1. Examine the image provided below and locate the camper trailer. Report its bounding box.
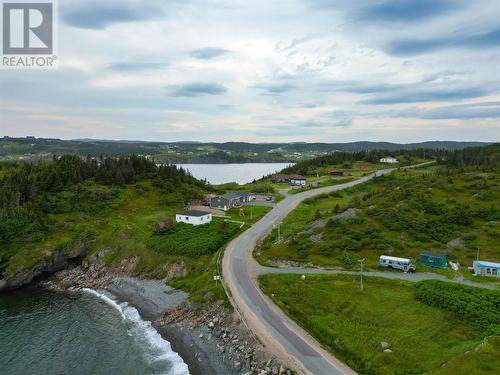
[379,255,416,273]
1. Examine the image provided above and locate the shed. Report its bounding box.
[158,219,174,229]
[420,251,447,268]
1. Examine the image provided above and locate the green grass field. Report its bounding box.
[259,274,500,375]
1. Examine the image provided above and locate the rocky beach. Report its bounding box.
[43,260,292,375]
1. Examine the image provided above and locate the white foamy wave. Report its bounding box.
[78,288,190,375]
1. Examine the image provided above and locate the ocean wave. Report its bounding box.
[77,288,190,375]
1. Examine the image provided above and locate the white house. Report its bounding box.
[175,210,212,226]
[289,175,307,186]
[473,260,500,277]
[380,157,398,164]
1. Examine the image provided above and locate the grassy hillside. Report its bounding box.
[256,145,500,279]
[260,274,500,375]
[0,155,270,301]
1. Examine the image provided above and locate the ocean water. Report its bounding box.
[0,287,189,375]
[176,163,293,184]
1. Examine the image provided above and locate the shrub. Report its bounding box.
[414,280,500,335]
[147,221,239,257]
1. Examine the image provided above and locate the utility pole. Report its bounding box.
[477,247,480,261]
[358,258,365,291]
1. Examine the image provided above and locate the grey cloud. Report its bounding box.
[361,87,491,105]
[393,103,500,120]
[323,79,494,105]
[166,82,227,97]
[386,26,500,56]
[107,62,168,71]
[61,0,164,29]
[358,0,458,23]
[307,0,458,23]
[189,48,230,59]
[253,82,296,95]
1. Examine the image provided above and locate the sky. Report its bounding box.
[1,0,500,143]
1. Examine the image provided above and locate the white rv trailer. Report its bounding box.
[379,255,416,272]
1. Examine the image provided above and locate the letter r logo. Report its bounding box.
[2,2,53,54]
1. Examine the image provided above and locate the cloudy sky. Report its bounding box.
[1,0,500,143]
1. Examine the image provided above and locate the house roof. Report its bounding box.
[289,175,306,180]
[474,260,500,269]
[222,191,251,200]
[178,210,211,217]
[421,250,446,259]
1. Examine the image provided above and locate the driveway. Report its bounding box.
[257,265,498,290]
[243,201,276,207]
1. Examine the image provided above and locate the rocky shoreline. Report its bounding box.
[42,261,293,375]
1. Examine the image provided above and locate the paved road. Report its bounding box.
[223,163,435,375]
[257,265,499,290]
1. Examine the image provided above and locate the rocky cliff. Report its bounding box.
[0,239,90,291]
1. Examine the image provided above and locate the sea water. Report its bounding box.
[0,287,189,375]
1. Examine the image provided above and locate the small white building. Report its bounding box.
[175,210,212,226]
[380,157,398,164]
[290,175,307,186]
[473,260,500,277]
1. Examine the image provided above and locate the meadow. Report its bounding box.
[259,274,500,375]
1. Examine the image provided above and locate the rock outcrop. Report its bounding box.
[0,240,91,291]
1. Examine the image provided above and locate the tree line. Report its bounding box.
[0,155,207,250]
[281,148,449,175]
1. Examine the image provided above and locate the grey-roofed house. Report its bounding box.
[210,192,255,211]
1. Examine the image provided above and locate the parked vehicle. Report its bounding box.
[379,255,416,273]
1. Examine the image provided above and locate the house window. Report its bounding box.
[492,269,498,276]
[185,216,189,221]
[486,268,491,274]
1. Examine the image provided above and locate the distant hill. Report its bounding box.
[0,136,489,163]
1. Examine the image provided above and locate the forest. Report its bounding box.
[0,155,208,273]
[281,148,445,175]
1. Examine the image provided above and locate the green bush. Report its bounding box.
[147,221,239,257]
[414,280,500,335]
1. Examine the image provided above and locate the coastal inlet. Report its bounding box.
[0,285,189,375]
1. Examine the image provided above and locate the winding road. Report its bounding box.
[222,162,435,375]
